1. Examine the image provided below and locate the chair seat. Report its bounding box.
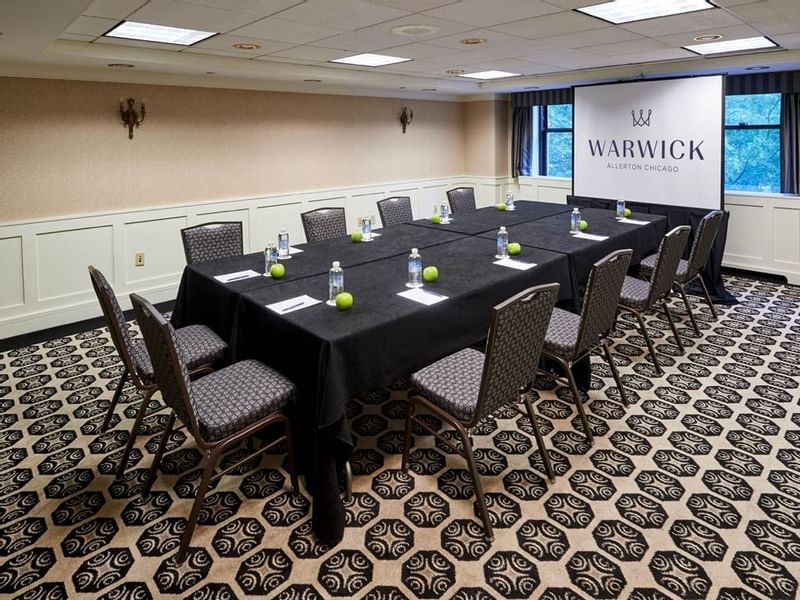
[410,348,484,422]
[544,308,581,356]
[620,276,652,310]
[639,254,689,281]
[191,359,296,442]
[132,325,227,384]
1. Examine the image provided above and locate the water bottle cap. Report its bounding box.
[332,261,340,268]
[411,248,418,253]
[500,226,506,232]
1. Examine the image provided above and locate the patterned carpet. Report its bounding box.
[1,275,799,599]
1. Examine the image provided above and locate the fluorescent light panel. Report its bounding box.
[459,70,521,80]
[577,0,714,24]
[105,21,216,46]
[683,35,777,55]
[330,53,411,66]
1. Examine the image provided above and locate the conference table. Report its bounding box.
[171,201,666,545]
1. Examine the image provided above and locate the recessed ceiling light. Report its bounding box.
[104,21,216,46]
[304,79,322,82]
[107,63,135,69]
[391,24,440,37]
[330,53,411,66]
[459,70,521,80]
[693,33,723,42]
[446,68,465,75]
[745,65,769,70]
[460,37,487,45]
[683,36,778,55]
[233,42,261,50]
[577,0,714,24]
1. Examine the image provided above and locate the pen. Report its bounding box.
[281,301,305,313]
[226,274,251,282]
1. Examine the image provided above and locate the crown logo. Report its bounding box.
[632,108,652,127]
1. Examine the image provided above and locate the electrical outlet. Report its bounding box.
[135,252,145,267]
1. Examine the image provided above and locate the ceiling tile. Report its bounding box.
[618,8,743,37]
[424,28,530,50]
[730,1,800,35]
[490,11,607,39]
[58,33,98,42]
[231,16,344,43]
[422,0,562,28]
[275,0,410,30]
[585,38,673,56]
[65,15,117,36]
[714,0,769,6]
[366,0,459,9]
[174,0,304,17]
[772,31,800,48]
[84,0,147,20]
[268,44,348,61]
[129,0,260,32]
[191,33,292,54]
[540,26,643,48]
[378,59,448,72]
[611,48,696,63]
[656,23,763,47]
[309,29,404,52]
[356,14,474,40]
[94,36,183,50]
[541,0,605,8]
[379,42,463,61]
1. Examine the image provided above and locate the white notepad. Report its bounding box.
[573,232,609,241]
[266,295,321,315]
[214,270,261,283]
[397,287,449,306]
[288,246,304,255]
[493,257,537,270]
[617,218,650,225]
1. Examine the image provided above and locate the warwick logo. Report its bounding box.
[631,108,652,127]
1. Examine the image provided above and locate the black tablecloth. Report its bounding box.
[568,195,735,304]
[409,200,572,235]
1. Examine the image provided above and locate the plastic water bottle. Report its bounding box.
[440,201,450,223]
[616,199,626,220]
[327,261,344,305]
[505,192,515,211]
[570,207,581,235]
[264,243,278,275]
[361,216,372,241]
[407,248,423,288]
[496,226,509,259]
[278,229,290,258]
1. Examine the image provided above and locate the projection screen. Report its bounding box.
[573,75,724,210]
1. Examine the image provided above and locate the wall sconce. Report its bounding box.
[120,97,145,139]
[400,106,413,134]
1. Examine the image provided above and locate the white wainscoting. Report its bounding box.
[0,175,505,338]
[518,176,800,286]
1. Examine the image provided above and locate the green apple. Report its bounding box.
[431,214,441,224]
[624,208,632,218]
[508,242,522,256]
[351,231,363,243]
[335,292,353,311]
[422,266,439,282]
[269,263,286,279]
[496,203,507,211]
[579,219,588,232]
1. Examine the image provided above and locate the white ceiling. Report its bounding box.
[2,0,800,100]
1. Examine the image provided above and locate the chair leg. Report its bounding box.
[633,310,662,376]
[602,340,629,407]
[281,417,300,494]
[144,411,175,496]
[662,300,685,354]
[401,398,416,473]
[522,393,554,482]
[677,284,700,335]
[456,423,493,541]
[116,388,155,478]
[177,449,218,563]
[101,366,128,433]
[697,274,718,319]
[344,461,353,503]
[563,365,593,445]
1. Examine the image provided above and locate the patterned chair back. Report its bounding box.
[181,222,243,265]
[446,187,477,214]
[685,210,724,281]
[88,266,147,388]
[575,249,633,357]
[130,293,199,437]
[301,207,347,243]
[471,283,559,426]
[648,226,692,305]
[377,196,413,227]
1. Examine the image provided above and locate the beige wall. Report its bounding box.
[463,100,511,178]
[0,77,467,222]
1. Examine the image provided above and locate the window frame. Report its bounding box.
[537,104,573,178]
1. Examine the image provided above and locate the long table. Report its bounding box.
[171,201,666,545]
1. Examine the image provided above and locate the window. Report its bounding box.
[724,93,781,193]
[532,104,573,178]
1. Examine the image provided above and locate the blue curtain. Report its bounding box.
[512,107,532,177]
